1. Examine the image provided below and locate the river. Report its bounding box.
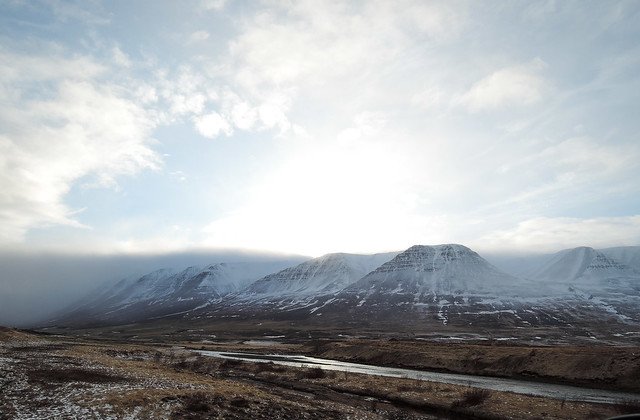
[196,350,640,405]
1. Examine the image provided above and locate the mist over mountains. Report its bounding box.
[0,250,307,327]
[44,244,640,332]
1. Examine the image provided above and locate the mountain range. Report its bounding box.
[50,244,640,332]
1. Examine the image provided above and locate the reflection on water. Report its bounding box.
[197,350,640,404]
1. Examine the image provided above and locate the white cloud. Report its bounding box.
[111,46,131,67]
[227,1,464,92]
[230,101,258,130]
[46,0,110,25]
[411,86,445,109]
[0,50,160,244]
[194,111,232,138]
[201,0,226,11]
[155,67,212,119]
[479,216,640,253]
[336,112,387,144]
[487,136,640,211]
[460,58,549,111]
[188,30,210,44]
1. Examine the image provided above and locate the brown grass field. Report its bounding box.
[2,326,640,419]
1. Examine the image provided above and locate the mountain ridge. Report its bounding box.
[47,244,640,330]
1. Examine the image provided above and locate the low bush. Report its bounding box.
[296,367,326,379]
[253,361,285,373]
[451,388,492,408]
[27,368,126,385]
[219,358,244,370]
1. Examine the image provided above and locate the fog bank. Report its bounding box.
[0,249,307,327]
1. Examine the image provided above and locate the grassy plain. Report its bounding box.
[1,326,639,419]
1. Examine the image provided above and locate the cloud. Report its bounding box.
[227,1,464,92]
[479,216,640,253]
[111,46,131,67]
[45,0,110,25]
[188,30,210,44]
[194,111,232,138]
[201,0,226,11]
[487,136,640,211]
[0,49,160,243]
[460,58,549,111]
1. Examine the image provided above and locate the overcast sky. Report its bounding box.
[1,0,639,258]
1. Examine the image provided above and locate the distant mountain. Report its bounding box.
[302,244,539,326]
[343,244,527,298]
[601,246,640,272]
[246,252,398,297]
[297,244,640,329]
[48,244,640,333]
[530,246,640,296]
[52,260,302,326]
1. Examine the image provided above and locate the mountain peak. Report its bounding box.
[246,251,398,296]
[532,246,635,283]
[346,244,520,297]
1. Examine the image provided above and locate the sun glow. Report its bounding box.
[204,135,441,256]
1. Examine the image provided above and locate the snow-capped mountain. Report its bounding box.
[296,244,640,329]
[53,260,300,326]
[530,246,640,295]
[297,244,539,326]
[601,246,640,272]
[343,244,528,298]
[48,244,640,332]
[245,252,398,297]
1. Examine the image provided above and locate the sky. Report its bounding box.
[1,0,640,259]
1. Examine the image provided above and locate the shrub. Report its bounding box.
[181,392,210,413]
[27,368,126,385]
[219,358,244,370]
[296,366,326,379]
[451,388,492,408]
[253,361,285,373]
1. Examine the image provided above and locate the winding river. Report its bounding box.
[197,350,640,405]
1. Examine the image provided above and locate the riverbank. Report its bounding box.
[195,350,640,404]
[182,336,640,394]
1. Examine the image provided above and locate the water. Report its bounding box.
[197,350,640,405]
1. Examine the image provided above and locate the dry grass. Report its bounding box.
[1,330,635,419]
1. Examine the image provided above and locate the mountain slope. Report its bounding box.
[344,244,528,297]
[53,260,301,326]
[530,246,640,295]
[600,246,640,272]
[303,244,640,329]
[245,252,398,297]
[49,244,640,333]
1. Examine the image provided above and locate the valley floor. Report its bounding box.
[1,327,640,419]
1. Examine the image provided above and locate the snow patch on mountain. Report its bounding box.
[530,246,640,295]
[344,244,529,297]
[246,252,398,296]
[601,246,640,272]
